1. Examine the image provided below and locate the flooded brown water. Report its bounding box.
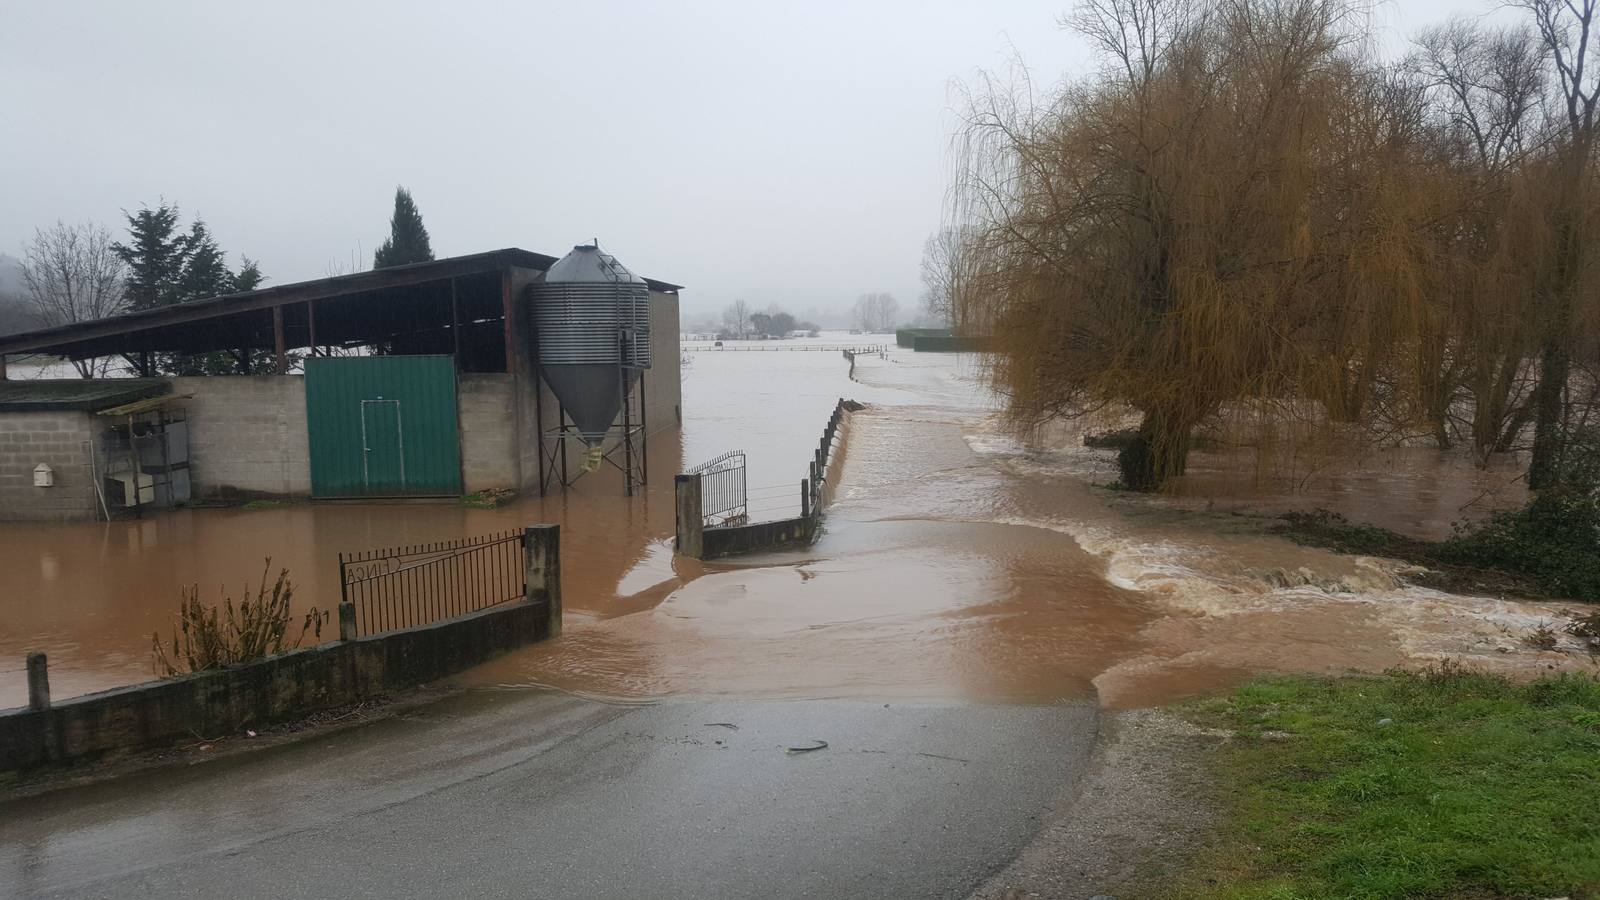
[2,343,1594,710]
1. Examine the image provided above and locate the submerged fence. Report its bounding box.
[339,530,526,635]
[674,398,859,559]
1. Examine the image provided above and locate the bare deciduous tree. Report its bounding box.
[853,293,899,332]
[722,299,752,340]
[20,221,128,377]
[921,230,975,329]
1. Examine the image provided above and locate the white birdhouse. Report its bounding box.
[33,463,54,488]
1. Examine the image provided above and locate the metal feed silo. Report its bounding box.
[529,244,652,445]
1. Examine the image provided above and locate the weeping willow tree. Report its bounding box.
[951,0,1600,492]
[952,0,1437,489]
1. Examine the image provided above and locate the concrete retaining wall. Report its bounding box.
[0,600,550,772]
[1,524,562,773]
[169,376,311,498]
[702,516,816,557]
[0,410,99,521]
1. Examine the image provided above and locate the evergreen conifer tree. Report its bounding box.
[373,187,434,269]
[177,220,232,300]
[112,202,189,310]
[112,204,274,374]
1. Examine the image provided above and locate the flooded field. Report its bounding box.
[2,341,1594,710]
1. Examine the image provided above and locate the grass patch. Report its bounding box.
[1163,666,1600,899]
[241,499,293,511]
[459,488,516,509]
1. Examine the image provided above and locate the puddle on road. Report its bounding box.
[3,345,1593,710]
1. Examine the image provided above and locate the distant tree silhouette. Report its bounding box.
[373,187,434,269]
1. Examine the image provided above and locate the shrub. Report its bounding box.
[151,559,326,676]
[1437,489,1600,602]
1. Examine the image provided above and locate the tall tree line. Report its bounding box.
[113,202,267,375]
[949,0,1600,493]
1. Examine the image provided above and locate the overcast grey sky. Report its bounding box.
[1,0,1511,321]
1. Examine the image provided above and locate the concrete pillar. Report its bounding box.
[524,524,563,636]
[26,652,49,711]
[338,601,358,642]
[674,474,704,559]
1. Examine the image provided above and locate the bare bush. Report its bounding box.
[151,560,326,676]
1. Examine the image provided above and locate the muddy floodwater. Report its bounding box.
[2,340,1594,710]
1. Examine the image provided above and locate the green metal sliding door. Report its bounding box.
[304,356,462,497]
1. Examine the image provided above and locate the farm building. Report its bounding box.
[0,246,681,521]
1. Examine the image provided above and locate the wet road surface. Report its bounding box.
[1,690,1096,899]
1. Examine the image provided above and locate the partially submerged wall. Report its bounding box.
[702,515,815,558]
[678,399,856,560]
[458,374,519,492]
[0,599,552,772]
[169,375,311,498]
[0,410,99,521]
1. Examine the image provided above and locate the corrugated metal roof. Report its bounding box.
[0,248,683,358]
[0,379,169,412]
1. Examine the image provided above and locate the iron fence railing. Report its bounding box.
[338,530,524,636]
[688,450,747,526]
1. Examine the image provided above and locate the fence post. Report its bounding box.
[800,478,811,520]
[675,473,704,558]
[338,601,358,642]
[26,652,49,711]
[524,524,563,637]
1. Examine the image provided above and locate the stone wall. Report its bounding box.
[169,376,310,498]
[0,410,99,521]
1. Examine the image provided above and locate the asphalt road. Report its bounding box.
[0,690,1097,899]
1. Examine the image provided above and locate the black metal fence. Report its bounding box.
[339,530,525,636]
[688,450,747,526]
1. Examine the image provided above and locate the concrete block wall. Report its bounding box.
[458,374,518,492]
[0,410,99,521]
[169,376,311,498]
[644,290,683,433]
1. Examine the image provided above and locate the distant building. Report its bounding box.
[0,248,681,521]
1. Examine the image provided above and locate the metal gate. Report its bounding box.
[339,530,524,635]
[305,356,463,497]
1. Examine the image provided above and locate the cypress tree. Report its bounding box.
[373,187,434,269]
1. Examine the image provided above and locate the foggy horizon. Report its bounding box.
[3,0,1504,321]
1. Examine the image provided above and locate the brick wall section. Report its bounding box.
[168,376,311,498]
[457,374,517,492]
[0,410,99,521]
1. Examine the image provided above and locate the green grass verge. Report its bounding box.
[1165,667,1600,899]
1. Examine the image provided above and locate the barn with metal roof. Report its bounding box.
[0,247,682,520]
